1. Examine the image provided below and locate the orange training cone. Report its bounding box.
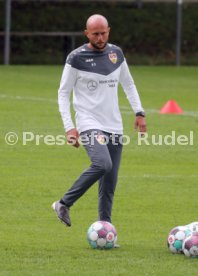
[160,100,183,114]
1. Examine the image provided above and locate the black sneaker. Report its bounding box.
[52,201,71,227]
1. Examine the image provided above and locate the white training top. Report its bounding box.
[58,43,144,134]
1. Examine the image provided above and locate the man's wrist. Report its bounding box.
[136,111,145,117]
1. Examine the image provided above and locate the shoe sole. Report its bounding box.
[51,202,71,227]
[52,202,56,210]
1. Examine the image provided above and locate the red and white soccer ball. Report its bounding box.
[182,231,198,258]
[87,221,117,249]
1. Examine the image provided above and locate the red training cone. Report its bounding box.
[160,100,183,114]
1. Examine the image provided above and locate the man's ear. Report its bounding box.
[84,30,88,37]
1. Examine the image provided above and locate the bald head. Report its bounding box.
[85,14,110,51]
[86,14,109,30]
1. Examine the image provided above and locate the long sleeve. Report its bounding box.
[119,60,144,114]
[58,63,77,132]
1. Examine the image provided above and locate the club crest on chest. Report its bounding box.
[108,53,117,64]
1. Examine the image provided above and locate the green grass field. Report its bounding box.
[0,66,198,275]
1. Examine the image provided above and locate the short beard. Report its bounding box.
[90,42,107,50]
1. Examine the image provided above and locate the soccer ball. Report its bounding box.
[187,222,198,232]
[87,221,117,249]
[183,231,198,257]
[167,225,192,253]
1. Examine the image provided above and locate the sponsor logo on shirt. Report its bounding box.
[99,79,118,88]
[87,80,98,91]
[109,53,117,64]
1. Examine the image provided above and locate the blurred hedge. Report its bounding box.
[0,1,198,65]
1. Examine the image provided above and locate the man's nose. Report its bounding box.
[98,34,103,41]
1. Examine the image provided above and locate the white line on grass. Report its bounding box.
[1,93,198,117]
[120,106,198,117]
[0,93,56,103]
[119,174,198,178]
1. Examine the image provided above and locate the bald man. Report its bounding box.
[52,15,146,232]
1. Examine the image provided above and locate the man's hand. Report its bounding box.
[66,128,80,148]
[134,116,147,134]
